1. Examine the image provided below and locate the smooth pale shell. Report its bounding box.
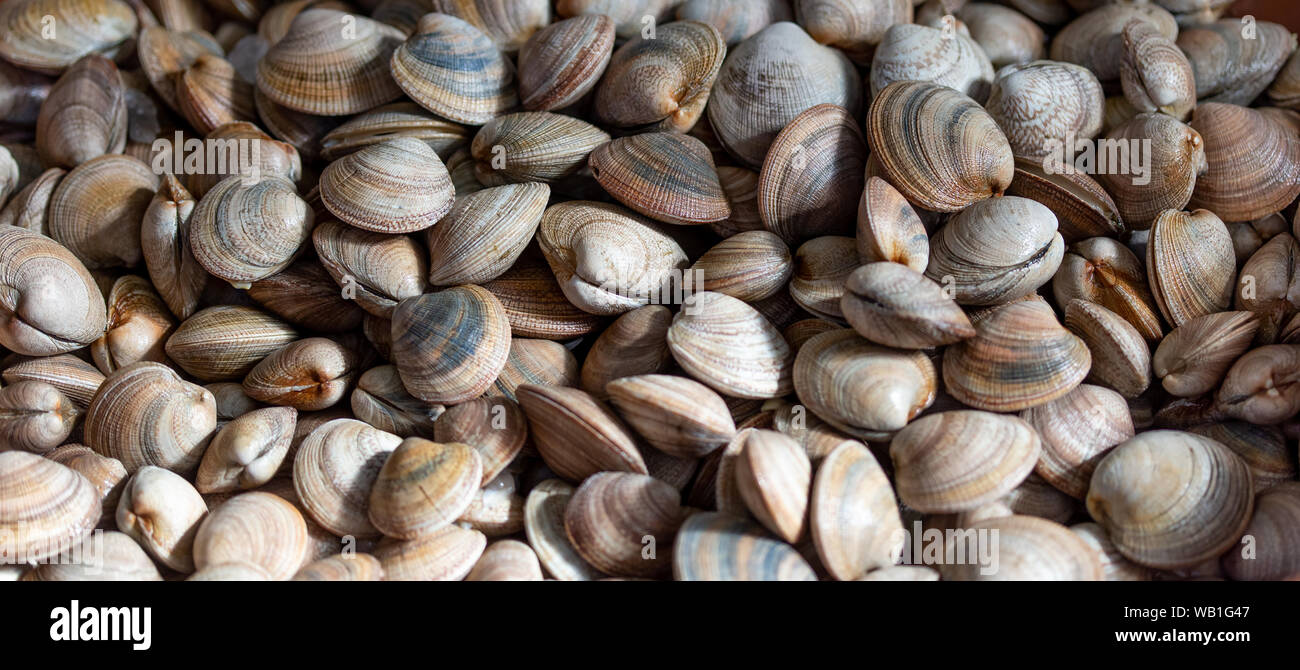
[115,465,207,572]
[939,515,1103,581]
[524,478,605,580]
[924,196,1064,306]
[193,491,310,580]
[374,524,486,581]
[466,539,544,581]
[890,410,1041,513]
[810,441,903,580]
[667,291,794,399]
[733,430,810,543]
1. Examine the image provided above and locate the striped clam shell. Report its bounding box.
[84,361,218,474]
[390,12,519,125]
[589,132,730,225]
[0,0,138,75]
[518,15,615,111]
[0,452,101,564]
[319,137,454,234]
[426,182,550,286]
[0,225,107,356]
[190,175,314,287]
[390,285,512,404]
[758,103,865,242]
[48,154,159,269]
[593,20,726,133]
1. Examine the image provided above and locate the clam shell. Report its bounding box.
[797,0,910,63]
[187,561,274,581]
[253,87,342,162]
[433,396,526,484]
[809,440,903,580]
[842,262,974,349]
[518,15,614,111]
[870,22,994,102]
[1020,384,1134,499]
[2,354,104,408]
[141,174,206,320]
[1221,482,1300,581]
[563,471,683,577]
[318,137,453,234]
[676,0,791,46]
[1049,3,1178,83]
[368,438,482,540]
[1236,232,1300,343]
[590,132,730,225]
[891,410,1040,513]
[606,374,735,459]
[0,380,79,454]
[427,0,551,54]
[985,61,1103,160]
[470,111,609,186]
[788,235,858,321]
[1064,299,1150,398]
[390,285,512,404]
[185,121,304,198]
[466,539,544,581]
[256,9,404,116]
[27,530,162,581]
[707,21,861,168]
[0,451,100,564]
[165,305,299,381]
[581,305,674,398]
[1120,18,1195,121]
[856,176,929,272]
[1189,103,1300,223]
[1005,156,1123,242]
[247,259,366,333]
[176,53,256,135]
[925,196,1064,306]
[189,175,314,288]
[1179,18,1295,106]
[292,553,385,581]
[556,0,675,40]
[1187,422,1296,493]
[490,337,579,401]
[757,104,866,242]
[48,154,159,269]
[667,291,794,399]
[426,183,549,286]
[312,219,427,317]
[115,465,207,571]
[35,54,127,168]
[1070,521,1152,581]
[0,0,138,75]
[691,231,791,303]
[515,384,648,482]
[90,275,176,374]
[709,166,764,238]
[942,297,1091,412]
[672,511,817,581]
[195,406,296,493]
[456,482,525,538]
[84,361,217,474]
[593,20,726,133]
[0,227,107,356]
[523,478,605,580]
[1099,113,1205,229]
[374,523,486,580]
[1153,311,1258,397]
[46,444,125,520]
[1146,209,1236,328]
[482,257,603,340]
[137,26,223,112]
[320,102,469,162]
[242,337,356,410]
[1053,236,1164,342]
[867,80,1013,212]
[351,364,444,438]
[939,515,1102,580]
[193,491,310,579]
[0,166,65,234]
[1216,345,1300,425]
[390,12,518,125]
[292,418,402,537]
[1086,430,1253,569]
[731,429,810,543]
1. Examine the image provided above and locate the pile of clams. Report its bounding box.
[2,0,1300,582]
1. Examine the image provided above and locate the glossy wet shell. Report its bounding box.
[189,175,314,287]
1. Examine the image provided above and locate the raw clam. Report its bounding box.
[589,132,730,225]
[0,380,79,454]
[890,410,1041,513]
[189,175,314,288]
[0,451,100,563]
[195,406,297,493]
[390,12,518,125]
[48,154,158,269]
[312,218,427,317]
[869,22,994,102]
[318,137,453,234]
[292,418,402,537]
[35,54,127,168]
[165,305,299,381]
[925,196,1063,306]
[842,262,974,349]
[351,365,444,438]
[1020,383,1134,499]
[425,183,549,286]
[757,104,865,242]
[1146,209,1235,328]
[517,15,614,111]
[115,465,207,571]
[1153,311,1258,397]
[368,438,482,540]
[564,471,683,577]
[1063,300,1150,398]
[667,291,794,399]
[516,384,647,482]
[84,361,217,474]
[856,176,928,271]
[390,285,512,404]
[606,374,735,460]
[193,491,310,580]
[592,20,725,133]
[433,396,526,484]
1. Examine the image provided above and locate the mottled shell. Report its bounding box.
[1099,113,1206,229]
[390,285,512,404]
[1020,384,1134,499]
[427,0,551,53]
[426,183,549,286]
[890,410,1041,513]
[0,451,100,563]
[292,418,402,537]
[667,291,794,399]
[1049,3,1178,83]
[524,479,605,580]
[48,154,159,269]
[318,137,453,234]
[809,440,903,580]
[590,132,729,225]
[842,262,974,349]
[925,196,1064,306]
[1153,311,1258,397]
[193,491,310,579]
[0,226,106,356]
[985,60,1104,159]
[867,81,1014,212]
[606,374,735,459]
[1146,209,1235,328]
[390,13,518,125]
[433,396,526,484]
[672,511,817,581]
[707,21,861,168]
[312,219,427,317]
[190,175,314,288]
[593,20,726,133]
[0,0,138,75]
[374,524,486,580]
[84,362,217,474]
[470,112,609,186]
[796,0,909,63]
[1086,430,1253,569]
[1064,300,1151,398]
[581,305,674,398]
[165,305,299,381]
[516,384,647,482]
[35,54,127,168]
[368,438,483,540]
[517,15,614,111]
[256,9,405,116]
[115,465,207,571]
[757,104,865,242]
[942,297,1091,412]
[564,472,683,577]
[869,23,994,102]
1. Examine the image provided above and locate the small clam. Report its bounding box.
[165,305,299,381]
[793,329,937,440]
[256,9,404,116]
[390,13,518,125]
[368,438,482,540]
[1189,103,1300,223]
[516,384,647,482]
[374,524,486,581]
[947,3,1045,69]
[27,530,162,581]
[187,561,274,581]
[796,0,910,64]
[517,15,614,111]
[590,132,729,225]
[1086,430,1253,569]
[842,262,974,350]
[318,137,453,234]
[84,362,217,474]
[1119,19,1195,121]
[390,285,512,404]
[0,166,64,234]
[1049,3,1178,84]
[667,291,795,399]
[48,154,159,269]
[312,219,427,317]
[987,61,1102,159]
[581,305,673,398]
[293,418,402,537]
[728,429,809,543]
[1146,209,1235,328]
[247,259,366,333]
[1221,483,1300,581]
[176,53,256,135]
[1020,384,1135,499]
[35,54,127,168]
[564,471,684,577]
[47,445,126,520]
[867,81,1013,212]
[190,175,314,288]
[870,22,994,102]
[351,365,444,438]
[1154,312,1258,397]
[0,451,100,563]
[890,410,1041,513]
[115,465,207,571]
[141,174,206,320]
[425,0,551,54]
[809,441,903,580]
[1187,422,1296,493]
[193,491,310,580]
[524,478,605,580]
[856,176,928,272]
[672,511,817,581]
[1053,237,1163,342]
[556,0,674,41]
[90,275,176,374]
[928,196,1064,306]
[690,231,792,303]
[2,355,104,408]
[788,236,857,321]
[1099,114,1205,229]
[0,381,79,454]
[1216,345,1300,425]
[0,0,138,75]
[426,183,549,286]
[241,337,356,410]
[320,102,469,162]
[1236,233,1300,343]
[606,374,735,459]
[757,104,865,242]
[467,539,544,581]
[136,26,223,112]
[433,397,526,484]
[707,21,861,168]
[185,121,304,198]
[942,297,1091,412]
[939,515,1102,581]
[293,553,386,581]
[592,20,724,133]
[195,406,297,493]
[1178,18,1295,106]
[1005,157,1123,243]
[1064,300,1150,398]
[470,111,609,186]
[482,258,603,340]
[537,201,689,315]
[491,338,579,401]
[1070,522,1153,581]
[676,0,790,46]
